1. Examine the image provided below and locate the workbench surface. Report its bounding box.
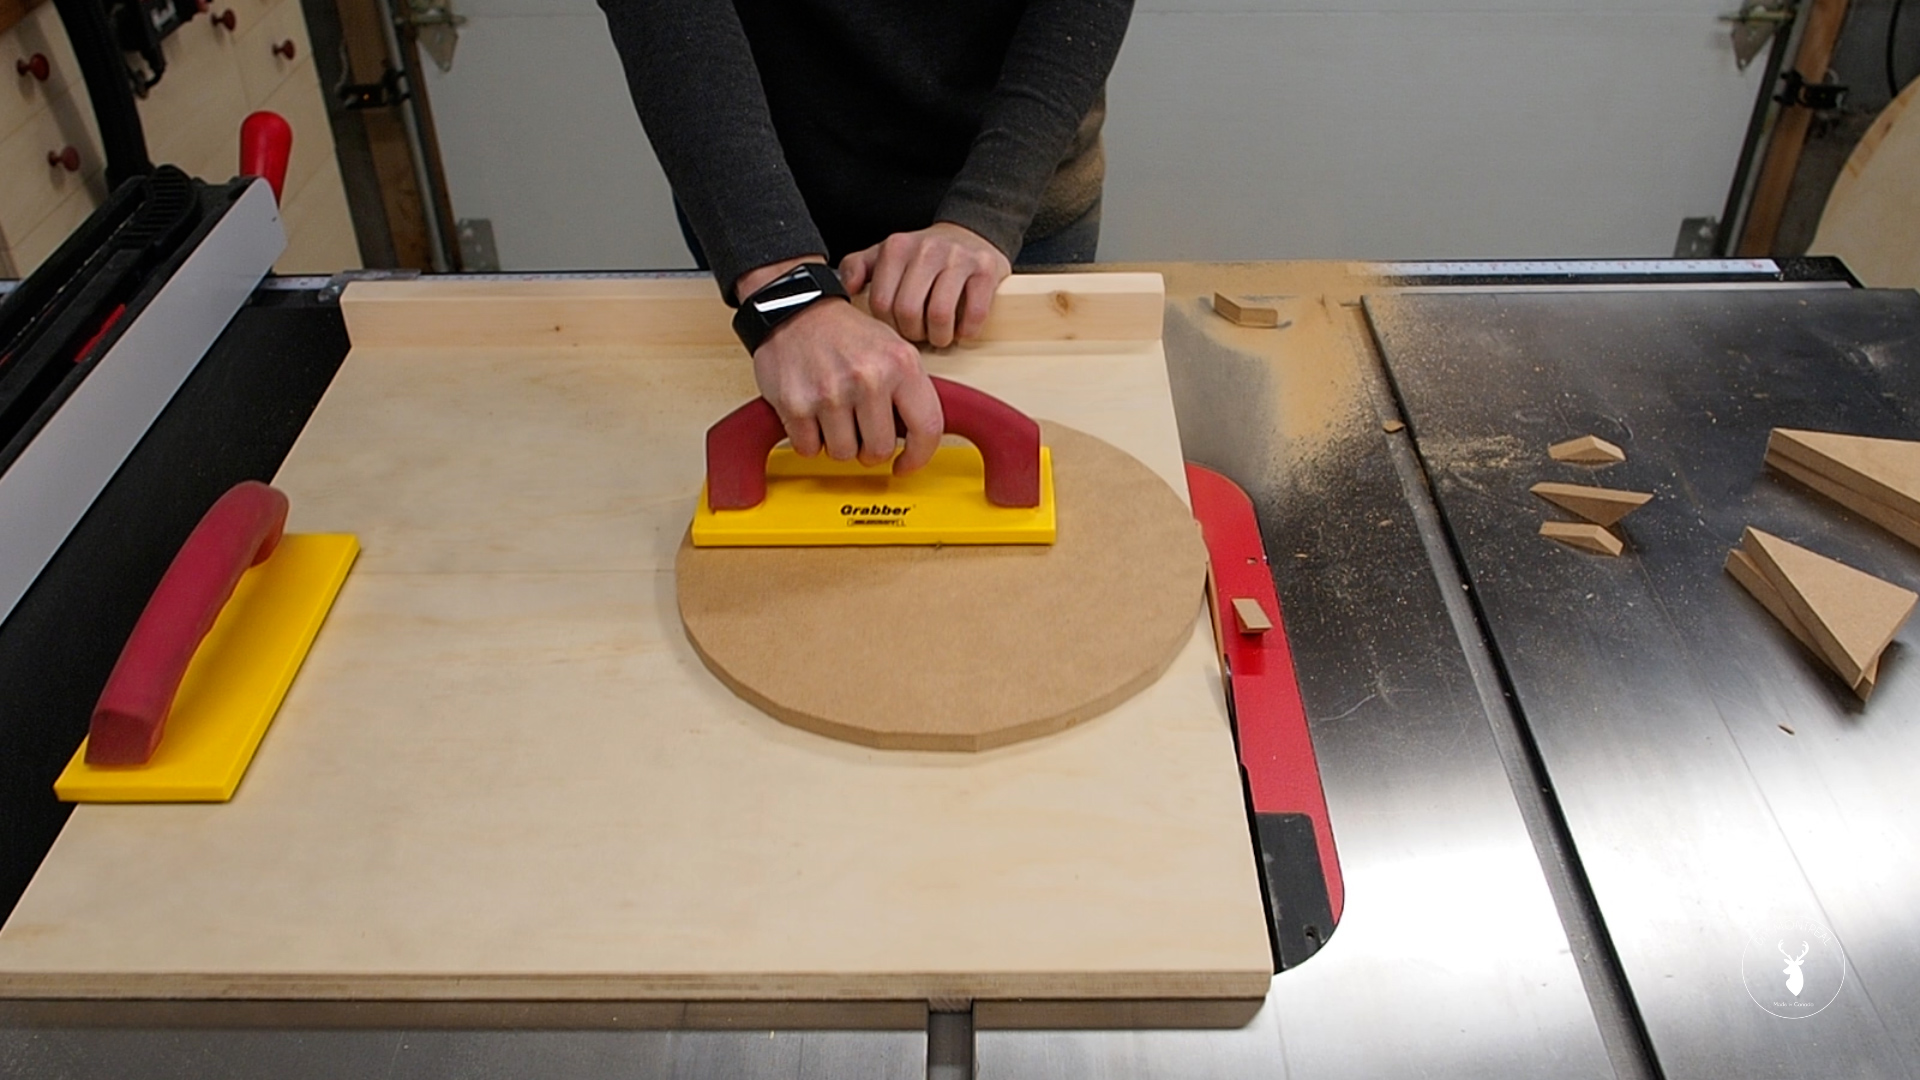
[2,258,1912,1080]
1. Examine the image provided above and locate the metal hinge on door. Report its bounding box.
[398,0,464,73]
[1721,0,1795,70]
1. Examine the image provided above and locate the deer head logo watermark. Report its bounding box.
[1742,921,1845,1019]
[1779,942,1809,998]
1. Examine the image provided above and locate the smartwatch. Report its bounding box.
[732,262,849,354]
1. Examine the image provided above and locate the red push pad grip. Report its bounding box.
[239,111,293,203]
[86,482,291,765]
[705,376,1042,511]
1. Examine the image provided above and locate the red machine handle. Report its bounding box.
[210,8,236,31]
[705,376,1041,511]
[46,145,79,172]
[240,110,293,203]
[272,38,297,60]
[86,482,290,765]
[17,53,50,81]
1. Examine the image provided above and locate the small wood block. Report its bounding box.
[1540,520,1623,557]
[1530,482,1653,527]
[1230,596,1272,635]
[1766,450,1920,549]
[1382,419,1406,434]
[1741,527,1917,688]
[1548,435,1626,464]
[1769,428,1920,528]
[1212,293,1280,328]
[1726,546,1876,697]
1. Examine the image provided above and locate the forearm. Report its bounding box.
[597,0,824,303]
[936,0,1134,256]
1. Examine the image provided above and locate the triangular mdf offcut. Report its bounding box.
[1531,482,1653,526]
[1741,527,1917,687]
[1765,450,1920,549]
[1548,435,1626,464]
[1769,429,1920,522]
[1540,520,1623,556]
[1725,547,1877,697]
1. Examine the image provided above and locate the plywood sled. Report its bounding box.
[0,274,1272,1020]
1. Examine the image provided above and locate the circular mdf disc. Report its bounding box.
[676,422,1209,751]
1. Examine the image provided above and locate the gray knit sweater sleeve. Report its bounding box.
[597,0,824,303]
[935,0,1132,257]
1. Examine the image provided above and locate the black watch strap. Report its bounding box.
[731,263,849,354]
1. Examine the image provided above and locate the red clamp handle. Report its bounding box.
[239,110,293,203]
[86,482,290,765]
[17,53,50,81]
[47,145,79,172]
[210,8,236,31]
[705,376,1041,511]
[273,39,297,60]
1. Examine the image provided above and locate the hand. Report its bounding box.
[750,296,944,473]
[839,223,1012,348]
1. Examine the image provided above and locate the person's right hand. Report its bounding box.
[749,295,945,474]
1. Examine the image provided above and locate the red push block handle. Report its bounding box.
[86,482,290,765]
[239,110,293,203]
[705,376,1042,511]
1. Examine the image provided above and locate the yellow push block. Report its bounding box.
[55,533,359,803]
[691,444,1056,547]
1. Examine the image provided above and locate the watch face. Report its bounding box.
[735,265,846,353]
[753,284,826,315]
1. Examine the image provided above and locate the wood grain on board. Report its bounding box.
[340,273,1167,350]
[0,274,1271,1013]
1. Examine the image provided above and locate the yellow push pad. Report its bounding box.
[55,533,360,803]
[692,444,1056,547]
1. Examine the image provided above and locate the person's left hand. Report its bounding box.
[839,222,1012,349]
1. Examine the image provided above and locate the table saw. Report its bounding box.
[2,219,1918,1078]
